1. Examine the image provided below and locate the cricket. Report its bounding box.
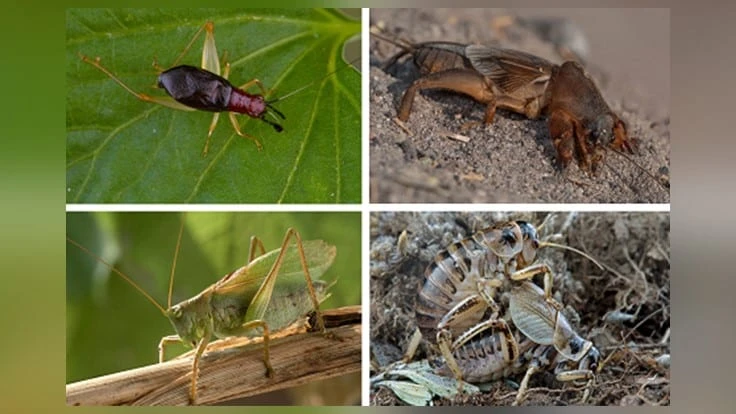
[79,20,326,156]
[66,216,338,405]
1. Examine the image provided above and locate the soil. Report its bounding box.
[369,9,670,203]
[369,212,670,405]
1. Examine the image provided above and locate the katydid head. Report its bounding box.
[165,293,213,347]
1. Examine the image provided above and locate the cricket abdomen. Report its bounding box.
[208,279,332,338]
[158,65,232,112]
[261,280,331,332]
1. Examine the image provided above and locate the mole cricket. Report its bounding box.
[66,214,339,405]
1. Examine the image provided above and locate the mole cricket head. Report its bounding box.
[589,113,616,147]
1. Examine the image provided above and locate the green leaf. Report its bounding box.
[67,9,361,203]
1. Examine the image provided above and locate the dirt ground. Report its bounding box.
[369,212,670,405]
[369,9,670,203]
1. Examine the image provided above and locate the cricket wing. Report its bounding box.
[215,240,336,322]
[465,45,554,93]
[508,281,557,345]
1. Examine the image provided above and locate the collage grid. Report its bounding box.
[65,8,669,406]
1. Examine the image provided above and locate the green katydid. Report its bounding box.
[66,217,337,405]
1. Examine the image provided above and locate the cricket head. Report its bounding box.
[166,293,213,347]
[516,220,541,267]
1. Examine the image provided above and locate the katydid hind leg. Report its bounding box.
[237,320,275,378]
[247,236,267,264]
[244,228,328,336]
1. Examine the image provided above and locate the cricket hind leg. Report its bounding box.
[235,319,275,378]
[274,228,329,336]
[78,53,197,112]
[247,236,267,264]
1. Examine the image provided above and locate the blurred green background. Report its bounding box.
[66,212,360,402]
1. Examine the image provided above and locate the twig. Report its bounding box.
[66,306,361,406]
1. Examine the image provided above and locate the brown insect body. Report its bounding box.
[435,280,601,405]
[436,325,600,386]
[415,220,538,340]
[545,61,634,172]
[374,32,636,173]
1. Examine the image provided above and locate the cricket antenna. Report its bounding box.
[67,237,168,316]
[606,147,668,191]
[167,219,185,309]
[540,240,605,271]
[265,57,361,106]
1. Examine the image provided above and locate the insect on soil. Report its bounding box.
[369,9,669,203]
[370,212,670,406]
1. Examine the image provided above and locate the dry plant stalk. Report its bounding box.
[66,306,361,406]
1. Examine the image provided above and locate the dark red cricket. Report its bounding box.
[157,65,285,132]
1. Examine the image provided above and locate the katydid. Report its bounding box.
[67,221,336,405]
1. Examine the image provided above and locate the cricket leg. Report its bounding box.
[434,294,506,389]
[397,68,496,122]
[513,363,541,406]
[402,328,423,363]
[237,78,270,96]
[548,109,577,169]
[159,21,220,75]
[556,367,595,404]
[246,229,329,336]
[201,62,232,156]
[451,319,518,363]
[78,53,197,112]
[158,335,183,363]
[188,334,211,405]
[247,236,267,264]
[227,112,264,151]
[235,320,275,377]
[509,263,562,310]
